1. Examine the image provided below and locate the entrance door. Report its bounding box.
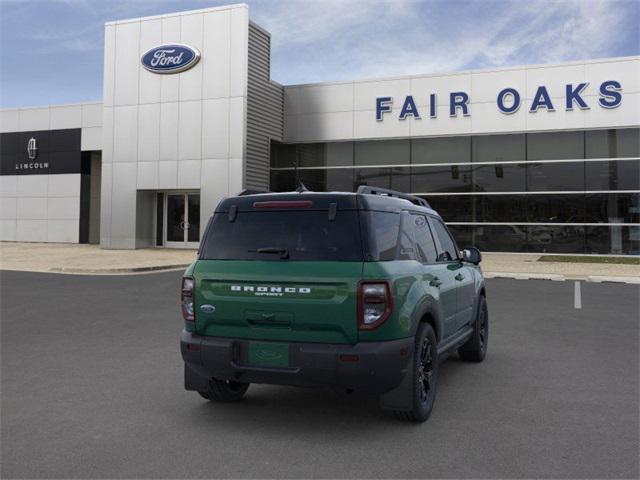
[164,193,200,248]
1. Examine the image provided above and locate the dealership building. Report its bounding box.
[1,3,638,254]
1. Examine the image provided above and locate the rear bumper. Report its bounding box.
[181,330,413,394]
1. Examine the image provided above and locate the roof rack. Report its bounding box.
[356,185,431,208]
[237,189,270,196]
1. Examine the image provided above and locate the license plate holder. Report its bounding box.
[247,342,289,367]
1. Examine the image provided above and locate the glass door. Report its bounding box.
[164,193,200,248]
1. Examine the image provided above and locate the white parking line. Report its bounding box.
[574,281,582,309]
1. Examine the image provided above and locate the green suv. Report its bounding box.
[180,186,488,422]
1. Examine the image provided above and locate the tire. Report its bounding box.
[458,295,488,362]
[394,323,438,423]
[198,378,249,402]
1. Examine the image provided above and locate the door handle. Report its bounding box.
[455,273,465,281]
[429,277,442,287]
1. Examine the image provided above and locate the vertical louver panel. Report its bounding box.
[245,23,284,191]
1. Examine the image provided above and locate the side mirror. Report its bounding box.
[462,246,482,265]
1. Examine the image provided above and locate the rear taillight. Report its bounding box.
[358,281,393,330]
[181,276,195,322]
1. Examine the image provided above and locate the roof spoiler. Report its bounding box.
[356,185,431,208]
[237,189,270,196]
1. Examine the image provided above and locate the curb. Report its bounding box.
[48,264,191,274]
[484,271,640,284]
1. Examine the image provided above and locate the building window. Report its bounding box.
[527,131,584,160]
[412,136,470,164]
[472,133,525,163]
[354,139,409,166]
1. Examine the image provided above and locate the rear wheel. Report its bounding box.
[198,378,249,402]
[394,323,438,423]
[458,295,488,362]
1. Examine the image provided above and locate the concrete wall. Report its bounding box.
[283,57,640,142]
[100,4,249,249]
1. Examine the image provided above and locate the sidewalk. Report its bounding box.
[481,253,640,283]
[0,242,638,282]
[0,242,196,274]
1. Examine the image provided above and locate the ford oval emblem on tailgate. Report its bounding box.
[200,304,215,314]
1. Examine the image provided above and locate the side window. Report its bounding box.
[397,214,416,261]
[368,211,400,261]
[431,218,459,261]
[412,214,438,263]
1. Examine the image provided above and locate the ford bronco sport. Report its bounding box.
[180,186,488,422]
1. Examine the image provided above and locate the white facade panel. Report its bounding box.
[200,158,229,220]
[158,161,178,189]
[18,107,50,131]
[354,78,411,112]
[202,9,231,99]
[202,98,230,158]
[0,220,17,241]
[0,176,18,197]
[50,105,82,130]
[137,103,161,161]
[178,101,202,160]
[81,126,103,151]
[471,68,526,105]
[159,102,179,161]
[285,83,353,116]
[103,25,116,107]
[585,58,640,94]
[0,196,17,219]
[229,8,248,98]
[48,174,80,197]
[81,103,103,128]
[47,197,80,220]
[113,106,138,162]
[16,220,47,242]
[114,21,141,106]
[17,197,48,220]
[47,220,79,243]
[179,14,204,102]
[17,175,48,197]
[177,159,201,188]
[0,109,19,133]
[410,73,472,108]
[138,19,162,105]
[137,161,159,190]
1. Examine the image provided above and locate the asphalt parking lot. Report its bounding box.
[1,270,638,479]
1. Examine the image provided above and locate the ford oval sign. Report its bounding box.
[141,44,200,74]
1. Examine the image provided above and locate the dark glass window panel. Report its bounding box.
[187,194,200,242]
[526,226,585,254]
[411,214,438,263]
[270,142,296,168]
[411,165,473,193]
[585,192,640,224]
[472,225,528,252]
[447,225,474,250]
[355,139,409,166]
[325,142,354,167]
[526,194,585,223]
[298,169,327,192]
[585,128,640,158]
[296,144,326,167]
[527,161,585,191]
[201,211,363,261]
[476,195,528,223]
[585,160,640,191]
[586,226,640,255]
[166,194,185,242]
[270,170,296,192]
[326,168,354,192]
[412,136,470,164]
[354,167,410,192]
[472,163,526,192]
[472,134,525,162]
[430,217,459,261]
[527,131,584,160]
[366,211,400,261]
[422,196,473,222]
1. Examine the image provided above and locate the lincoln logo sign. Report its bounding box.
[141,44,200,74]
[376,80,622,120]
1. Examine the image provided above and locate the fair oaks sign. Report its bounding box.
[375,80,623,121]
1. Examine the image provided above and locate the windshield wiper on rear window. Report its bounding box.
[248,247,290,259]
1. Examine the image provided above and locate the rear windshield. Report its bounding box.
[200,210,363,261]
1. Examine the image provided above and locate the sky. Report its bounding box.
[0,0,638,108]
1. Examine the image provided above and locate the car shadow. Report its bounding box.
[180,356,472,434]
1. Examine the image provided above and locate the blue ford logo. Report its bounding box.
[141,44,200,74]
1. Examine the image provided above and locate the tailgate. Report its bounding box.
[194,260,363,344]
